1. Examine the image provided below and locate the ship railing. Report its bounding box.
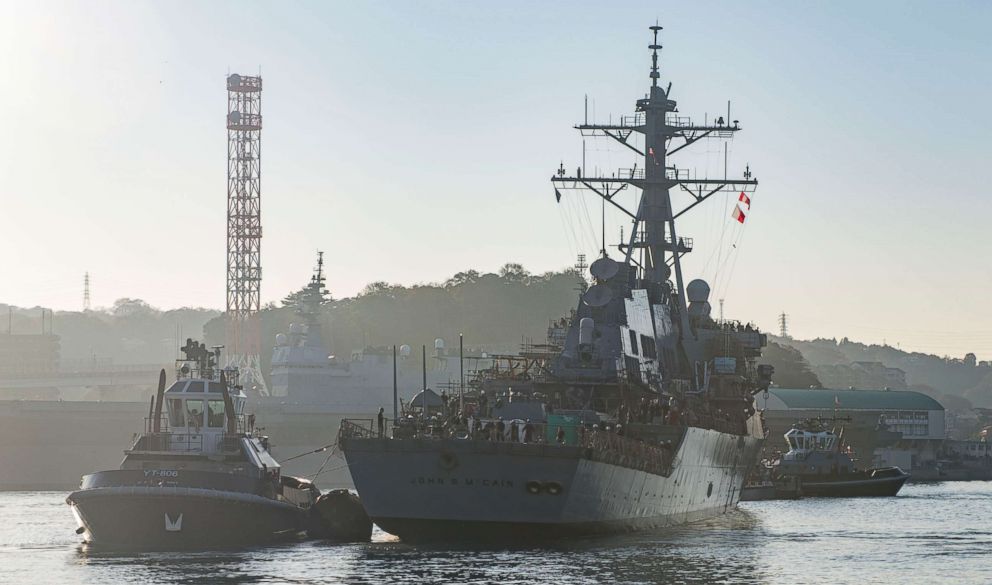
[579,428,676,477]
[339,419,379,440]
[142,413,252,436]
[131,431,202,453]
[345,417,676,477]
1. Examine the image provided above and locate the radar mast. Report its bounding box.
[552,24,758,337]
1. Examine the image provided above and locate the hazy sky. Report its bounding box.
[1,1,990,358]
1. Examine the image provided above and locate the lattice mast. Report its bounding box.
[552,25,757,336]
[225,73,267,395]
[83,272,91,311]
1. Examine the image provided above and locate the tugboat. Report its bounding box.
[66,341,319,549]
[771,417,909,498]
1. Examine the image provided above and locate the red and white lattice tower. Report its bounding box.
[225,73,268,395]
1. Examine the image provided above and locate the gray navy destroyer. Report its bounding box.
[339,25,775,540]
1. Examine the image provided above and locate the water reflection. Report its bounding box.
[36,485,992,584]
[68,509,766,585]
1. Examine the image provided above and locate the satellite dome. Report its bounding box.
[686,279,711,303]
[275,333,288,346]
[227,111,241,124]
[582,284,613,307]
[590,256,619,281]
[688,301,712,318]
[228,73,241,85]
[434,338,445,350]
[399,344,412,357]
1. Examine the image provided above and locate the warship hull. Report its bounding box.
[343,427,763,542]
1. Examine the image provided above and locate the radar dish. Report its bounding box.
[590,256,619,281]
[582,284,613,307]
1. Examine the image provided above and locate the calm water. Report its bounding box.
[0,482,989,584]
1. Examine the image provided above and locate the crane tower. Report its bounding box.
[225,73,267,395]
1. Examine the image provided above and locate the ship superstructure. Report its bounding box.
[339,25,775,541]
[544,24,771,437]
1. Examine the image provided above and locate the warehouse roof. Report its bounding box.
[764,388,944,411]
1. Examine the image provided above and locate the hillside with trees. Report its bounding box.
[203,263,586,377]
[5,266,989,414]
[773,336,992,409]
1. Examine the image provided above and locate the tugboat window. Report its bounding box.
[208,400,226,428]
[186,381,204,393]
[167,399,185,428]
[186,400,205,430]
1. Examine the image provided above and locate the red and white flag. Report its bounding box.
[648,146,659,166]
[732,205,746,224]
[730,191,750,224]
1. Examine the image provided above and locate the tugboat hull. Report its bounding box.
[800,469,909,498]
[67,486,308,549]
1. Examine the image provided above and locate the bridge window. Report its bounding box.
[208,400,226,428]
[167,399,184,428]
[628,330,639,355]
[185,400,205,430]
[640,335,657,359]
[186,381,204,393]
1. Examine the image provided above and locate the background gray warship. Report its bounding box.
[339,25,773,540]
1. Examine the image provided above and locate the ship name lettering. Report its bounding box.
[409,476,513,488]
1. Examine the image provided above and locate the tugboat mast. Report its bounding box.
[552,24,758,338]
